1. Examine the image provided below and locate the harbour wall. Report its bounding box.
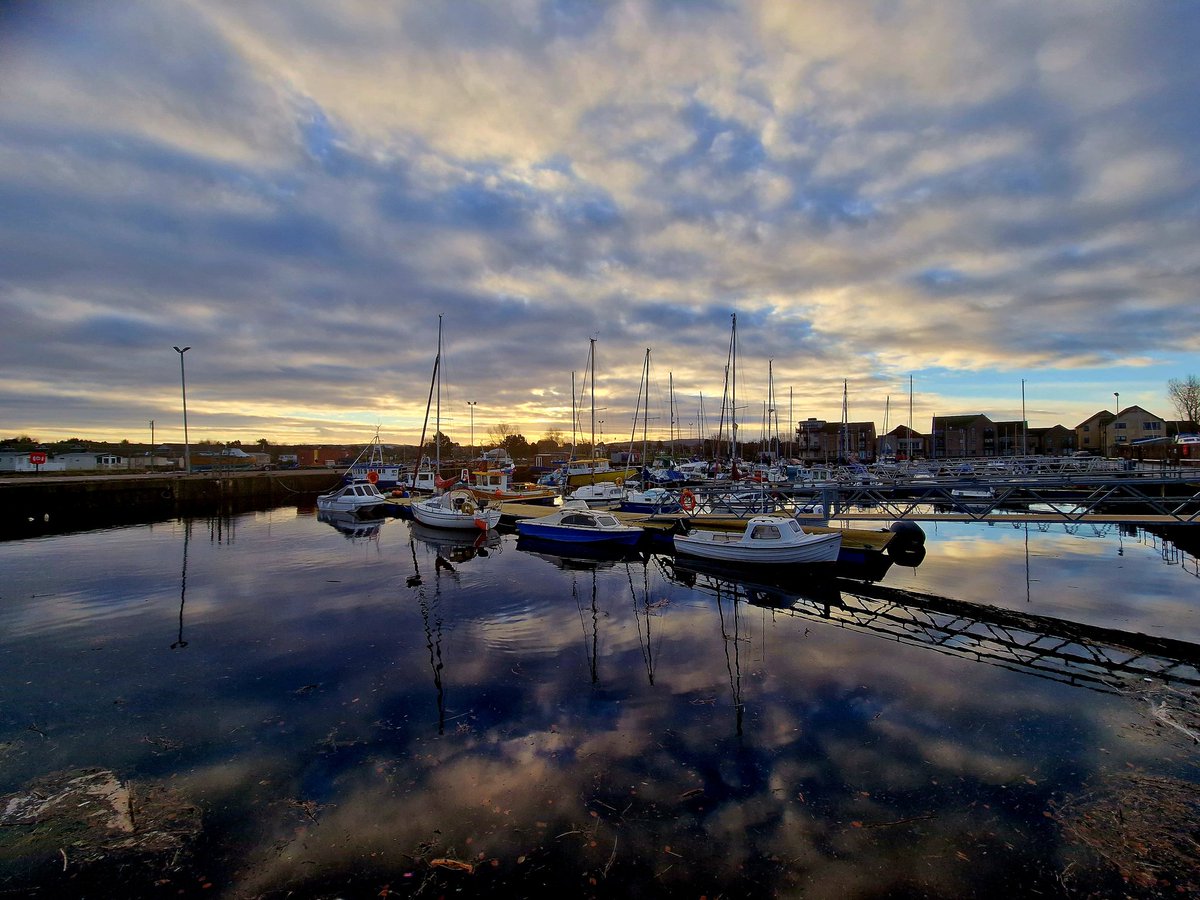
[0,470,345,540]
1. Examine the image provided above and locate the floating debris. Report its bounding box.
[1055,773,1200,892]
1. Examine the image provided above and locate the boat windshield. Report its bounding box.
[595,516,620,527]
[750,524,782,540]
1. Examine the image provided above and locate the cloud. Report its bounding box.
[1,0,1198,443]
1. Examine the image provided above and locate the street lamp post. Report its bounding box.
[467,401,477,458]
[173,346,191,474]
[1113,391,1120,457]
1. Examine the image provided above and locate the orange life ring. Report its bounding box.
[494,489,503,498]
[680,489,697,513]
[367,470,379,484]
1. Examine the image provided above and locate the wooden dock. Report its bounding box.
[385,498,899,554]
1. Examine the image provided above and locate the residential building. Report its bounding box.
[930,415,995,457]
[1074,410,1114,455]
[796,420,877,462]
[1027,425,1075,456]
[993,419,1029,455]
[1109,405,1165,454]
[877,425,926,459]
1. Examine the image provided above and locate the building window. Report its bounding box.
[1144,421,1161,431]
[1115,422,1127,429]
[1083,425,1090,432]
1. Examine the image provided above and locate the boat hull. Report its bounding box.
[673,530,841,565]
[566,466,639,487]
[515,522,642,546]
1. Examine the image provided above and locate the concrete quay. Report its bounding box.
[0,469,344,540]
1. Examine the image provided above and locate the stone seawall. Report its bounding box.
[0,470,345,540]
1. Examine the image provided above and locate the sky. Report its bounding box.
[1,0,1198,449]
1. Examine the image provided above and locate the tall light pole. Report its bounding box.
[1113,391,1120,457]
[466,400,477,458]
[1021,379,1027,456]
[173,346,191,474]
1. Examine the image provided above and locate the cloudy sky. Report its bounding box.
[2,1,1198,448]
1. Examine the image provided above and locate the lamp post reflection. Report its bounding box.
[171,519,191,649]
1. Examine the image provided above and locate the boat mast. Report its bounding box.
[414,315,442,484]
[669,372,675,460]
[590,337,597,459]
[840,379,848,462]
[731,313,738,472]
[435,315,443,473]
[641,349,650,477]
[883,394,890,456]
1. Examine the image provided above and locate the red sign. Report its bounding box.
[29,451,47,465]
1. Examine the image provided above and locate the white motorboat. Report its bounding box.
[567,480,626,508]
[673,515,841,565]
[316,480,390,513]
[410,488,501,531]
[619,486,681,514]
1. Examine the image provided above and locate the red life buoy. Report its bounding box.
[367,470,379,484]
[474,518,488,531]
[680,489,697,513]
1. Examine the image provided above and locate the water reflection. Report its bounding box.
[317,508,389,541]
[659,553,1200,696]
[2,511,1199,896]
[171,519,191,650]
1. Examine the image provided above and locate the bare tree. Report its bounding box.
[1168,375,1200,425]
[487,423,515,447]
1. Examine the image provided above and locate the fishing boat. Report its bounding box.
[342,431,410,489]
[515,500,643,546]
[316,479,390,514]
[410,487,501,531]
[467,468,557,504]
[567,480,626,508]
[673,515,841,565]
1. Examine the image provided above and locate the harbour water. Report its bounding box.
[1,506,1198,897]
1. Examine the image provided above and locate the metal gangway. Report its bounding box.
[662,558,1200,695]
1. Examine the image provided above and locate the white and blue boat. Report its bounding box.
[515,500,643,546]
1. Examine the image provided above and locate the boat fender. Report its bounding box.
[887,520,926,547]
[494,490,503,498]
[887,543,927,567]
[473,518,488,531]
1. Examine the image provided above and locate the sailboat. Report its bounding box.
[565,337,639,487]
[409,317,502,531]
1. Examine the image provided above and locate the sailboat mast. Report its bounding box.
[641,349,650,472]
[731,313,738,466]
[590,337,596,458]
[669,372,675,459]
[435,315,443,472]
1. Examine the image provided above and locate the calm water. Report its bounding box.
[2,507,1198,897]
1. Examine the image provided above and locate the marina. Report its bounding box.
[1,480,1199,896]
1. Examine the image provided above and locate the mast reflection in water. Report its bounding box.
[1,509,1198,897]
